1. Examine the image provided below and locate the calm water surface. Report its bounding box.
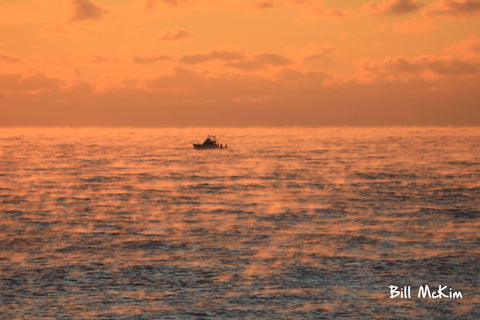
[1,127,479,319]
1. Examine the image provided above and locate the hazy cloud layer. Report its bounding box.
[427,0,480,18]
[0,73,62,92]
[0,0,30,3]
[252,0,275,10]
[2,68,480,126]
[446,36,480,57]
[364,0,423,15]
[145,0,191,10]
[248,0,356,19]
[159,30,189,40]
[355,55,480,82]
[303,53,333,65]
[313,6,355,19]
[90,55,116,63]
[180,51,245,64]
[302,46,335,66]
[225,53,292,70]
[162,0,191,5]
[170,50,290,69]
[1,0,479,127]
[0,53,21,63]
[133,55,173,64]
[71,0,107,22]
[393,18,436,33]
[144,0,155,10]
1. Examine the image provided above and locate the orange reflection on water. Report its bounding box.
[0,127,479,318]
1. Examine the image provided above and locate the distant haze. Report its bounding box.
[1,0,480,126]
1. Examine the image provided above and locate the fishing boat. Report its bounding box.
[193,135,227,149]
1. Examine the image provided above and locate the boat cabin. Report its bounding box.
[203,135,217,145]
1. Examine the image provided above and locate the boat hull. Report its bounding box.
[193,144,226,149]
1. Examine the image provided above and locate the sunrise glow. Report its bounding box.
[1,0,479,126]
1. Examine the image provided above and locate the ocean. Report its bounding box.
[1,127,479,319]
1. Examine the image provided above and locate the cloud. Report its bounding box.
[0,0,30,3]
[0,73,62,93]
[162,0,191,5]
[424,58,479,75]
[144,67,201,90]
[299,45,335,66]
[446,36,480,57]
[159,30,189,41]
[145,0,155,10]
[180,51,291,70]
[313,6,355,19]
[363,0,423,15]
[225,53,292,70]
[393,18,436,33]
[277,68,331,83]
[0,53,21,64]
[180,51,245,64]
[354,55,480,82]
[252,0,276,10]
[427,0,480,18]
[2,67,480,126]
[145,0,191,10]
[90,55,116,63]
[303,54,333,65]
[71,0,107,22]
[133,55,173,64]
[257,1,354,21]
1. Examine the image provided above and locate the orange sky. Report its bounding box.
[1,0,479,126]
